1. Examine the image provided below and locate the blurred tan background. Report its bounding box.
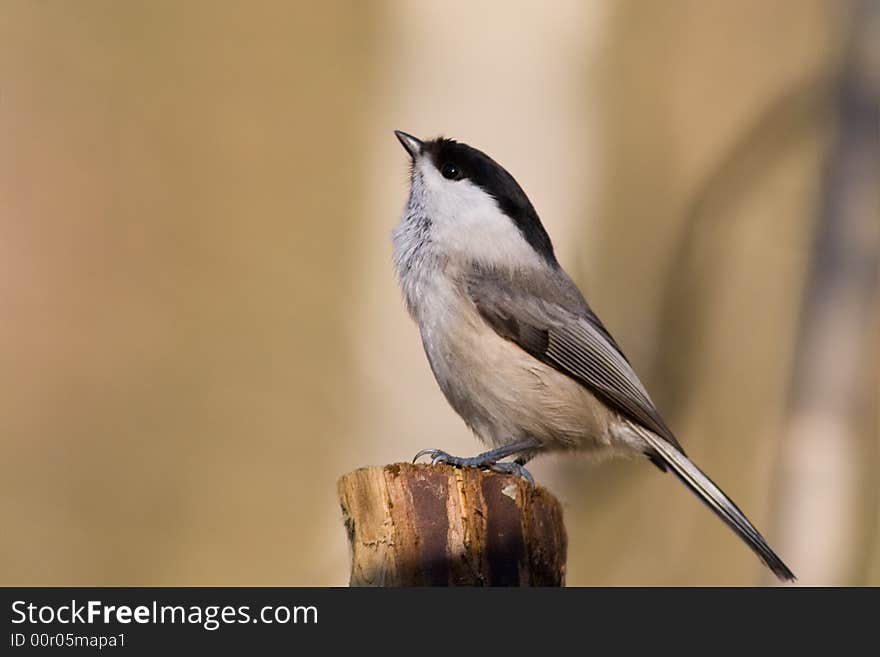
[1,0,877,586]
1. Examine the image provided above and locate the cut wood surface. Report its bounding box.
[337,463,567,586]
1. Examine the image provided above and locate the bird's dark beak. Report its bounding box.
[394,130,423,159]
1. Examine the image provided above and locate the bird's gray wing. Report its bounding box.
[466,266,684,456]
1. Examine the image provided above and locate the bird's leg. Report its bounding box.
[514,450,537,466]
[413,438,540,485]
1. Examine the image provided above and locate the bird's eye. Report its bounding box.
[441,162,460,180]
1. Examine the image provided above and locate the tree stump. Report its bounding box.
[337,463,567,586]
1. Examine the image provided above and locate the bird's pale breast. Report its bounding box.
[416,272,623,457]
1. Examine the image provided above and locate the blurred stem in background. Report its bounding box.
[770,0,880,585]
[655,77,832,424]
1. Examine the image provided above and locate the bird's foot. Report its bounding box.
[412,448,534,486]
[412,448,490,469]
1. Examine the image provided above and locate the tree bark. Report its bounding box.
[337,463,567,586]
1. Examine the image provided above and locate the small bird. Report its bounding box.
[391,130,795,582]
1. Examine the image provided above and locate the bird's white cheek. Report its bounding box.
[436,208,533,269]
[419,164,542,270]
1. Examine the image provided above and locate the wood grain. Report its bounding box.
[338,463,566,586]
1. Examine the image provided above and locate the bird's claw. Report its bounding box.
[412,448,469,467]
[490,461,535,487]
[412,448,447,465]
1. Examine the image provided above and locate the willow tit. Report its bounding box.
[391,130,795,582]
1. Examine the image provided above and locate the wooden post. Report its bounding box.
[337,463,567,586]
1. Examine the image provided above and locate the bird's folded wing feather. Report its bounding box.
[465,265,685,454]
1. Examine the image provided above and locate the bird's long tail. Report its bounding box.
[636,427,795,582]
